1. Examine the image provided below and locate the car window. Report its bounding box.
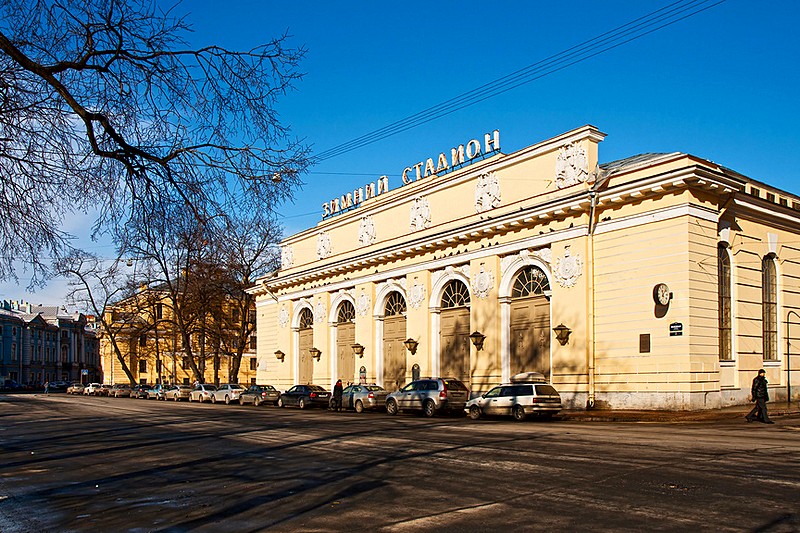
[443,379,467,390]
[342,386,354,394]
[365,385,384,391]
[484,387,502,398]
[426,381,439,391]
[230,384,243,390]
[535,385,559,396]
[400,382,416,392]
[287,386,298,393]
[309,385,327,392]
[263,385,276,391]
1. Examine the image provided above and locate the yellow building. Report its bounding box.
[100,288,258,386]
[249,125,800,410]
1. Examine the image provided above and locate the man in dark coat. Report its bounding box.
[746,369,773,423]
[332,379,344,411]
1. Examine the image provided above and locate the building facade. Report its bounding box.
[0,300,101,385]
[100,288,258,386]
[249,125,800,410]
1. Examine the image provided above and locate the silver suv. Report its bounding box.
[465,372,561,421]
[386,378,470,417]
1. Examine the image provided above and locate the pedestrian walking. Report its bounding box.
[333,379,343,411]
[746,369,774,424]
[44,381,49,394]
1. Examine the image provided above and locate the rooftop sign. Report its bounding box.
[321,130,500,219]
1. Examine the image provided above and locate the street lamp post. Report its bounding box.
[786,310,798,405]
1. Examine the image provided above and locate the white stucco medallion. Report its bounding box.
[409,196,432,231]
[474,171,501,213]
[316,231,331,260]
[471,265,494,299]
[408,281,426,309]
[278,305,290,328]
[555,142,589,189]
[355,290,371,317]
[358,215,377,246]
[280,246,294,269]
[314,299,327,323]
[553,246,583,288]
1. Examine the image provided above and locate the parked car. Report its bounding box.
[385,378,470,417]
[278,384,330,409]
[239,384,280,406]
[111,384,132,398]
[98,384,113,396]
[340,384,389,413]
[131,384,151,399]
[83,383,104,396]
[189,384,218,403]
[465,372,562,421]
[46,381,69,393]
[67,382,85,395]
[146,384,169,400]
[165,384,193,402]
[210,383,245,405]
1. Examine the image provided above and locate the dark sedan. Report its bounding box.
[277,384,330,409]
[239,385,281,406]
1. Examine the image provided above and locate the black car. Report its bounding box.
[46,381,69,393]
[277,384,330,409]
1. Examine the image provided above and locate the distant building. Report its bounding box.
[0,300,101,385]
[100,286,258,386]
[249,125,800,410]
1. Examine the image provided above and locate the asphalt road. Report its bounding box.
[1,394,798,532]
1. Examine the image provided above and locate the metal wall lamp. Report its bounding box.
[351,343,365,358]
[275,350,285,362]
[403,338,418,355]
[310,347,322,361]
[469,331,486,351]
[553,324,572,346]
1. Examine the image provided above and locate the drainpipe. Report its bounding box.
[586,190,597,409]
[787,310,798,404]
[586,168,613,410]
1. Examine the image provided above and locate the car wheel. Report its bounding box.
[211,395,216,404]
[512,405,526,422]
[174,395,179,402]
[386,398,398,416]
[423,399,436,418]
[239,397,246,406]
[298,397,306,409]
[224,395,230,405]
[469,405,482,420]
[355,400,364,413]
[277,397,284,408]
[254,397,261,407]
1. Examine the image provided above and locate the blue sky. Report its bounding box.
[3,0,799,304]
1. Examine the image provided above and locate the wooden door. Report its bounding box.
[440,307,470,383]
[298,328,313,384]
[510,296,550,378]
[336,322,355,384]
[383,316,406,392]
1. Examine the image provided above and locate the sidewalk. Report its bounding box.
[558,401,800,423]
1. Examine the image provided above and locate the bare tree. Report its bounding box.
[0,0,309,287]
[55,249,138,384]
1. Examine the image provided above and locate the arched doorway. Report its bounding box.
[335,301,356,383]
[509,266,551,378]
[440,280,471,383]
[382,292,407,392]
[297,308,314,384]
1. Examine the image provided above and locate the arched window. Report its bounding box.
[718,243,732,360]
[337,301,356,323]
[511,266,550,298]
[384,292,406,316]
[299,308,314,329]
[762,254,778,360]
[441,280,470,308]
